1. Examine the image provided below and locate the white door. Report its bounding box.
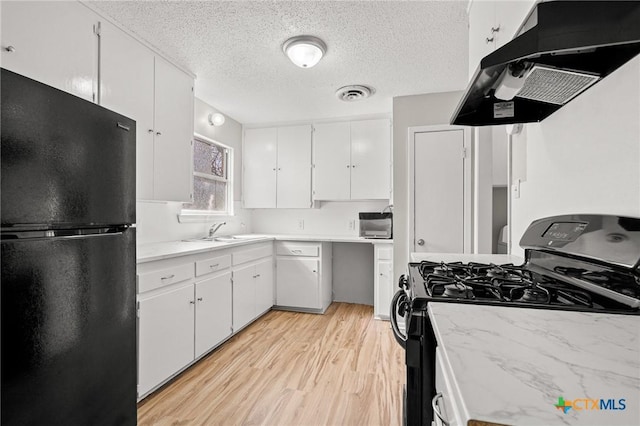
[254,259,274,315]
[276,258,320,309]
[138,284,195,396]
[99,21,155,200]
[350,119,391,200]
[194,272,232,358]
[153,56,194,202]
[1,1,97,102]
[244,128,277,208]
[232,264,256,331]
[276,125,312,208]
[313,122,351,200]
[413,130,465,253]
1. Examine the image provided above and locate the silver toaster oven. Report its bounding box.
[359,212,392,239]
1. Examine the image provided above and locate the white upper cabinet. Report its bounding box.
[100,22,194,202]
[243,125,312,208]
[99,21,155,200]
[152,57,194,202]
[1,1,98,102]
[313,122,351,200]
[244,128,278,208]
[350,119,392,200]
[467,0,536,79]
[313,118,391,201]
[276,125,312,208]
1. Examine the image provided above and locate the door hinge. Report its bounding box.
[136,301,140,318]
[93,22,101,36]
[462,147,468,159]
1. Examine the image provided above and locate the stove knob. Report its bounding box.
[417,239,425,246]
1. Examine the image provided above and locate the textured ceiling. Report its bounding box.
[92,1,469,125]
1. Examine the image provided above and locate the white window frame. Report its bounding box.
[180,133,234,220]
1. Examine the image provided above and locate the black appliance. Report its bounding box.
[391,214,640,426]
[451,1,640,126]
[1,69,137,425]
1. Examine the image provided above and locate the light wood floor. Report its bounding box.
[138,303,405,426]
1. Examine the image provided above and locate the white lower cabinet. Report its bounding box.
[195,272,232,358]
[275,241,332,313]
[374,245,394,320]
[137,242,272,399]
[231,244,275,331]
[138,283,195,397]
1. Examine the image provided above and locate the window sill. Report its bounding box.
[177,211,233,223]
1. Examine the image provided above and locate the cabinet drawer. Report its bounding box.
[376,246,392,260]
[232,244,273,265]
[195,254,231,277]
[138,263,194,293]
[276,241,320,257]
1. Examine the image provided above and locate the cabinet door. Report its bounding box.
[254,258,274,315]
[313,122,351,200]
[1,1,97,102]
[468,0,496,79]
[138,284,195,396]
[153,56,194,202]
[232,264,256,331]
[374,260,393,319]
[350,119,391,200]
[495,1,536,49]
[244,128,278,208]
[276,258,320,309]
[276,125,312,208]
[195,272,232,358]
[99,21,155,200]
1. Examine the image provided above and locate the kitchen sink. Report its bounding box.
[182,235,264,243]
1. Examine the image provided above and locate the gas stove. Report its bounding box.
[392,214,640,426]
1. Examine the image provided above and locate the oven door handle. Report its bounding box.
[390,289,408,349]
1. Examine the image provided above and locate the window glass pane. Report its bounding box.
[189,176,227,212]
[194,140,224,177]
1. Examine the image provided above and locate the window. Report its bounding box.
[182,135,233,215]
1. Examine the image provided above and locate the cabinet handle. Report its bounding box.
[485,36,494,44]
[5,46,16,53]
[197,297,203,302]
[189,300,195,305]
[161,274,175,280]
[156,131,162,136]
[432,393,448,426]
[351,164,356,168]
[380,273,384,276]
[209,264,219,269]
[312,270,317,273]
[255,274,261,278]
[272,168,276,171]
[291,249,302,253]
[346,165,351,168]
[148,129,154,134]
[491,25,500,33]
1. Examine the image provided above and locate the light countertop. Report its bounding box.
[410,252,523,265]
[138,234,392,263]
[428,302,640,426]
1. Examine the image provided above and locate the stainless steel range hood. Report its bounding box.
[451,1,640,127]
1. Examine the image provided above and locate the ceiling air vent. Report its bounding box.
[335,85,374,102]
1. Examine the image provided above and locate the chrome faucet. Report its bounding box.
[208,222,226,237]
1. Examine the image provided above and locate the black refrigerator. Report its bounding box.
[1,69,137,425]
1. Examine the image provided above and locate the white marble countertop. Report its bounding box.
[138,234,392,263]
[428,302,640,426]
[411,252,523,265]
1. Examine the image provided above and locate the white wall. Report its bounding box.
[137,97,251,245]
[392,91,465,280]
[510,56,640,257]
[251,200,389,236]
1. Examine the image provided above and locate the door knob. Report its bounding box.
[417,239,425,246]
[5,46,16,53]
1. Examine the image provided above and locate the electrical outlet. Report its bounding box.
[512,179,521,199]
[297,219,304,230]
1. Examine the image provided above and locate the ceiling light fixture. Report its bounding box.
[282,35,327,68]
[208,112,225,127]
